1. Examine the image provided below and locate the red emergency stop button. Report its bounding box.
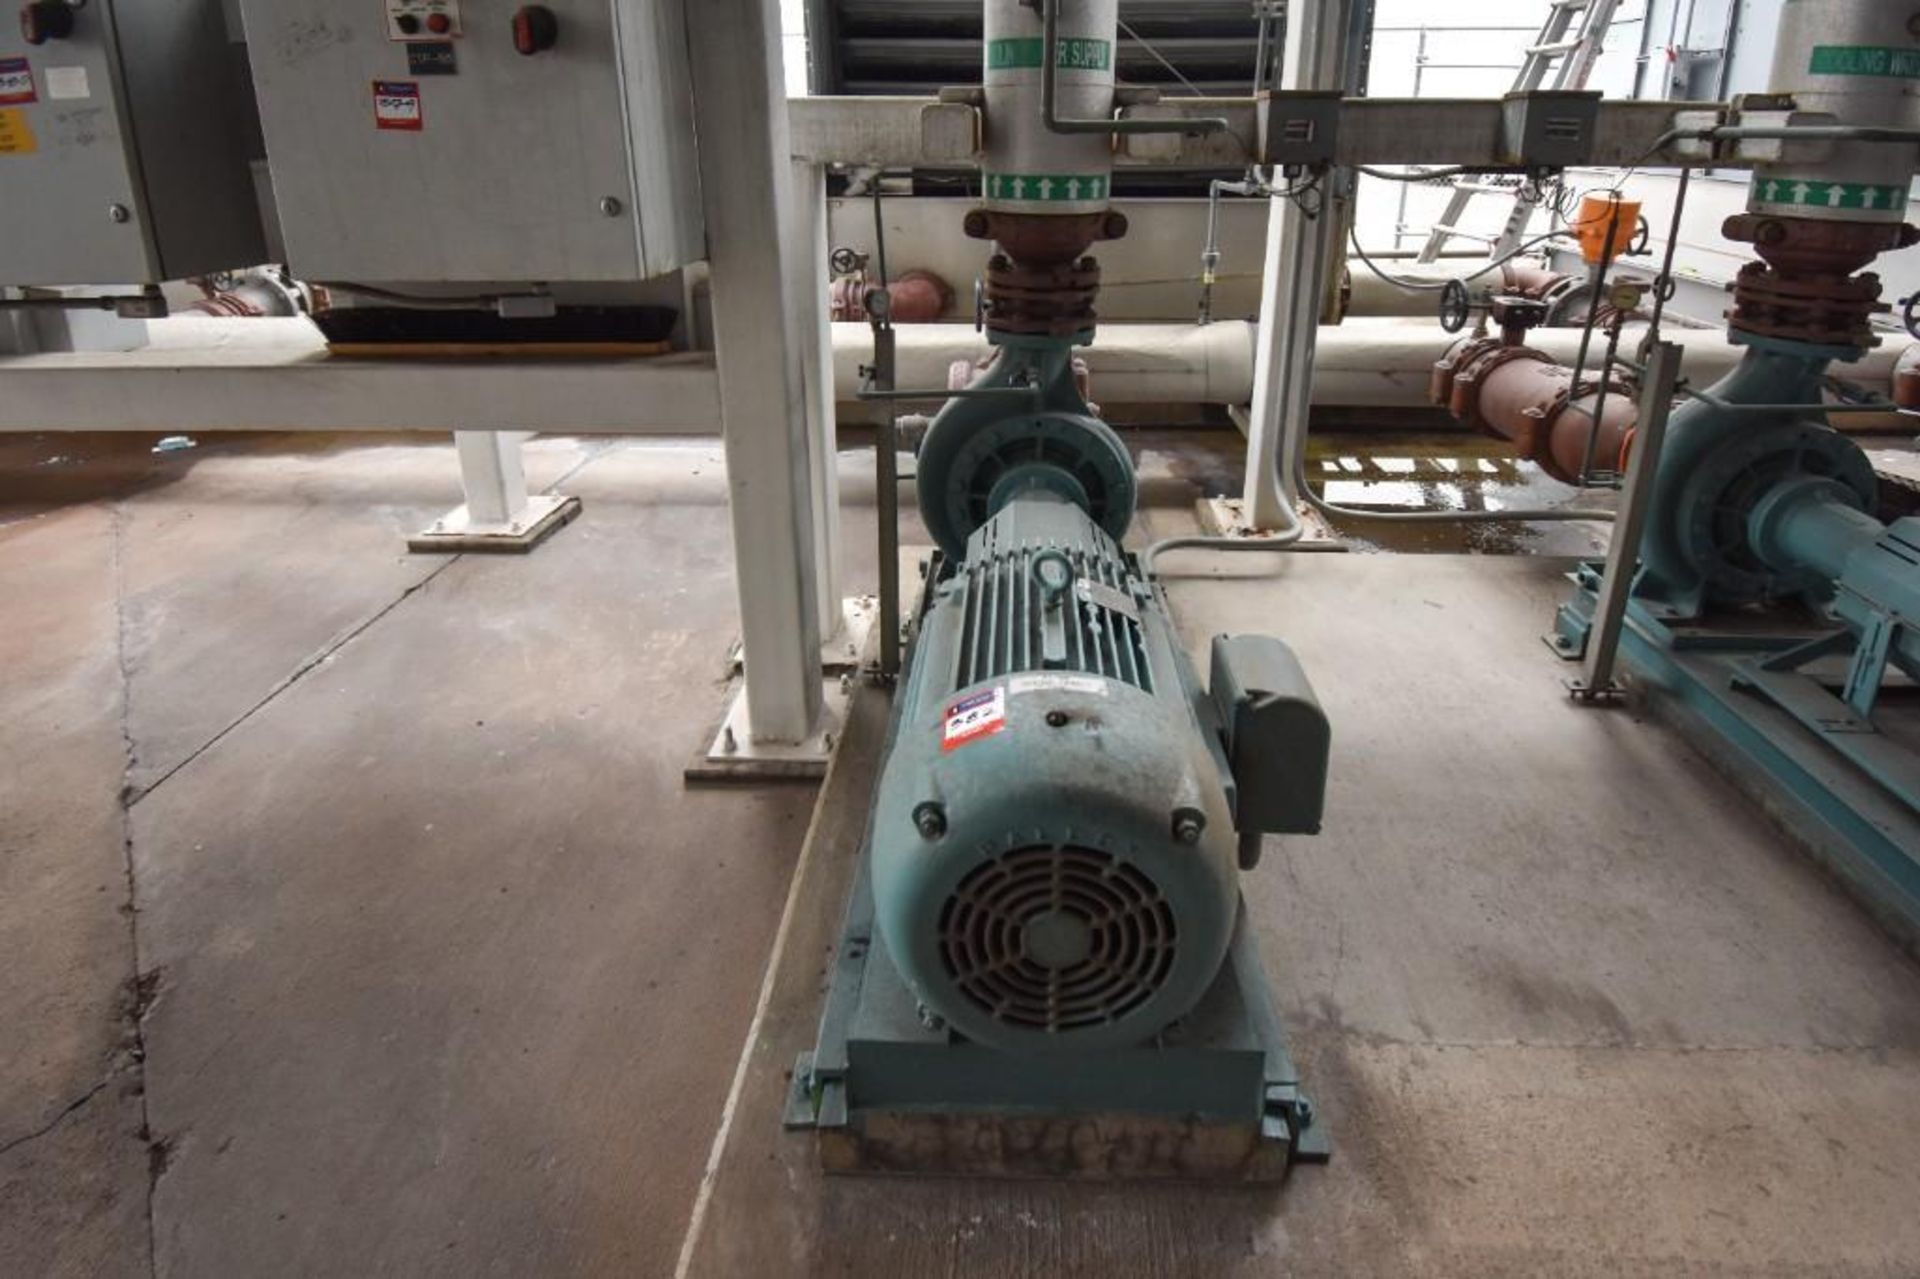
[512,5,559,55]
[426,11,451,34]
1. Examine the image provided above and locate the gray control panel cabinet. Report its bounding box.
[238,0,704,283]
[0,1,268,286]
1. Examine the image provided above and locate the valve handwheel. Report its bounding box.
[19,0,76,44]
[1902,292,1920,341]
[1438,278,1472,334]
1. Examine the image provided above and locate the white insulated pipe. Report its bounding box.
[1747,1,1920,222]
[831,319,1909,408]
[982,0,1119,213]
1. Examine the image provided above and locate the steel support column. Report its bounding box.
[455,431,530,527]
[408,430,581,554]
[791,161,846,646]
[690,0,826,746]
[1242,0,1354,526]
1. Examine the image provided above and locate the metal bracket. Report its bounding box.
[1500,91,1602,168]
[1258,90,1344,169]
[1264,1083,1329,1163]
[1568,341,1686,704]
[1745,613,1907,727]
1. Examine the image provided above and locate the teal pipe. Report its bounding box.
[1749,477,1883,584]
[1750,476,1920,685]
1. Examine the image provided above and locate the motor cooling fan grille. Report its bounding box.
[937,845,1178,1033]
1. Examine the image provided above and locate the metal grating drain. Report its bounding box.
[937,845,1178,1032]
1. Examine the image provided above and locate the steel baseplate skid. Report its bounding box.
[1555,565,1920,945]
[783,764,1327,1181]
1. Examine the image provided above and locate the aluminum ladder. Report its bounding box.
[1414,0,1623,264]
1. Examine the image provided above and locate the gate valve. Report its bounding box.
[511,5,559,55]
[19,0,76,44]
[1489,295,1548,347]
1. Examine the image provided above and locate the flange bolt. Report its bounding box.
[1172,807,1206,844]
[913,802,947,841]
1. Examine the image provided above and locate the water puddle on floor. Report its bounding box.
[1304,433,1615,555]
[1138,427,1616,557]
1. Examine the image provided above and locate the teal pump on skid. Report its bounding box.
[787,0,1334,1179]
[1555,0,1920,940]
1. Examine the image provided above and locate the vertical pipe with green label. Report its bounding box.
[982,0,1118,217]
[1747,0,1920,223]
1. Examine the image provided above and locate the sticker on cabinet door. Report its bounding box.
[0,108,37,155]
[0,58,34,105]
[43,66,88,100]
[373,80,423,131]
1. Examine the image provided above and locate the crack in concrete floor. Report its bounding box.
[96,439,624,1276]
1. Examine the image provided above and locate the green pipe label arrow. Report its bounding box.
[1751,176,1908,212]
[985,172,1109,202]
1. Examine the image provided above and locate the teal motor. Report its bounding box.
[790,0,1329,1176]
[869,335,1329,1055]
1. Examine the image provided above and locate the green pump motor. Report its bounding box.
[867,343,1330,1058]
[791,0,1332,1179]
[791,322,1332,1180]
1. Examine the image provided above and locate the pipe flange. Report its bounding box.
[1434,339,1552,430]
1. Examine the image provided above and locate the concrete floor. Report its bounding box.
[4,428,1919,1276]
[1,433,829,1276]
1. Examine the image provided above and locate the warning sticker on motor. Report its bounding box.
[1008,673,1108,697]
[373,80,423,131]
[942,686,1007,752]
[0,57,34,106]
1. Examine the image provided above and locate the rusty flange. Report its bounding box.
[983,253,1104,337]
[962,209,1129,266]
[964,208,1129,339]
[1431,336,1639,484]
[1723,213,1920,349]
[830,269,955,323]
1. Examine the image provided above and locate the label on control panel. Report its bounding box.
[407,41,458,75]
[943,686,1007,752]
[373,80,423,131]
[0,108,36,155]
[0,57,34,106]
[385,0,462,42]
